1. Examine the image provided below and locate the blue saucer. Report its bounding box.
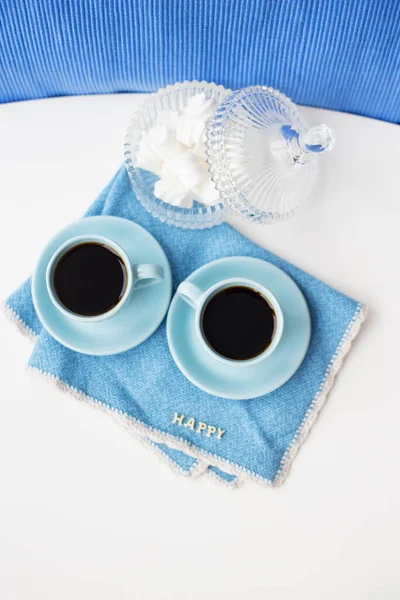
[32,216,172,355]
[167,257,311,400]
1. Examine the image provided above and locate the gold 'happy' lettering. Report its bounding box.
[217,428,226,440]
[207,425,216,437]
[197,422,207,434]
[171,413,226,440]
[172,412,185,426]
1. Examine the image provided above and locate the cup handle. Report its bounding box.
[132,264,164,289]
[177,282,203,309]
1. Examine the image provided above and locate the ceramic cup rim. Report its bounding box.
[193,277,284,366]
[45,234,133,322]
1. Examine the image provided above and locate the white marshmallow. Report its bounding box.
[159,161,179,180]
[146,124,169,146]
[183,93,217,120]
[176,115,206,147]
[156,109,180,129]
[171,151,206,189]
[154,176,193,208]
[198,175,220,206]
[192,134,208,161]
[136,139,162,174]
[145,125,184,160]
[137,93,219,208]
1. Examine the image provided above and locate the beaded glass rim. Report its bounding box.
[124,80,232,229]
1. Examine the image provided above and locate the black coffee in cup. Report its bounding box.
[53,242,128,317]
[201,286,277,360]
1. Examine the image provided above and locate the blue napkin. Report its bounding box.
[5,168,366,487]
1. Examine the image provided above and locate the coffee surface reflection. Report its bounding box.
[201,286,277,361]
[53,242,128,317]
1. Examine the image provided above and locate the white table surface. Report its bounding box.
[0,94,399,600]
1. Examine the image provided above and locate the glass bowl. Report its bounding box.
[124,81,231,229]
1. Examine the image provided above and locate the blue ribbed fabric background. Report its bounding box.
[0,0,399,122]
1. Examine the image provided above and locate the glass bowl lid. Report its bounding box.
[206,86,335,224]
